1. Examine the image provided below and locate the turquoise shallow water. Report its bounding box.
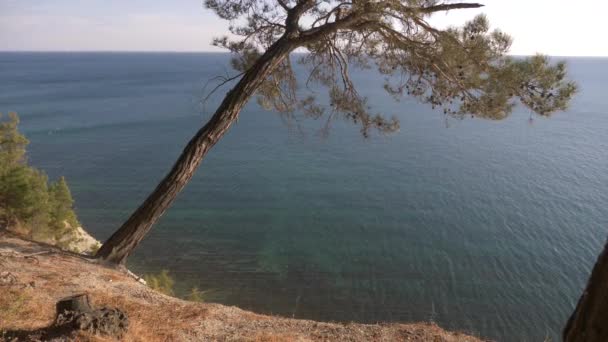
[1,52,607,341]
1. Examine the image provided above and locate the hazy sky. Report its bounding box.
[1,0,605,56]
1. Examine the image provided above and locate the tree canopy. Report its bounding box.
[0,113,81,249]
[207,0,576,136]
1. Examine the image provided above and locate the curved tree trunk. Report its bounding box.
[563,237,608,341]
[95,37,296,265]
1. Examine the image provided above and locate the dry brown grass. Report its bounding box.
[88,292,209,342]
[251,332,299,342]
[0,289,34,326]
[0,284,56,331]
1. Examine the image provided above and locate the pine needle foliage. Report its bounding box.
[0,112,81,244]
[207,0,576,136]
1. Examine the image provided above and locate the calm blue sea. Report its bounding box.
[1,52,607,341]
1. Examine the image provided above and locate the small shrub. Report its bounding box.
[188,287,205,302]
[142,270,210,303]
[143,270,175,296]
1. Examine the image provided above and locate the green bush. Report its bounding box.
[0,166,49,225]
[188,287,205,302]
[144,269,175,296]
[143,270,208,302]
[0,112,81,244]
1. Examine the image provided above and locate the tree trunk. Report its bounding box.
[95,38,296,265]
[563,238,608,341]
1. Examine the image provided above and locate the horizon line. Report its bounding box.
[1,50,607,58]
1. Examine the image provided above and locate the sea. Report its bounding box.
[1,52,607,341]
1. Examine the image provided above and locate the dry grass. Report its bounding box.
[0,289,34,326]
[88,292,209,342]
[251,332,299,342]
[0,232,486,342]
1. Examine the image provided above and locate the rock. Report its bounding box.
[58,226,101,255]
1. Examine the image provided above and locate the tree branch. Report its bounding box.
[201,72,246,106]
[419,2,484,13]
[298,12,365,43]
[285,0,315,35]
[276,0,290,11]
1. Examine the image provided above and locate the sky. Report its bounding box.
[0,0,605,56]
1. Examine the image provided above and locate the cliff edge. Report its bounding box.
[0,231,485,342]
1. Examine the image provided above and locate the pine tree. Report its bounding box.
[0,113,80,244]
[96,1,576,266]
[0,112,29,175]
[0,166,48,228]
[49,176,79,234]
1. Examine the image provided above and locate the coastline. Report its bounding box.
[0,231,485,341]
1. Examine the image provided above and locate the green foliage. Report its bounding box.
[0,112,28,174]
[49,177,79,235]
[143,270,209,302]
[207,0,576,137]
[144,270,175,296]
[0,166,49,225]
[0,112,81,245]
[188,287,206,302]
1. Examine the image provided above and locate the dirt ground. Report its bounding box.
[0,231,486,341]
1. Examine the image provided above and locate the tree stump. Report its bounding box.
[53,293,129,340]
[1,293,129,341]
[56,294,92,315]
